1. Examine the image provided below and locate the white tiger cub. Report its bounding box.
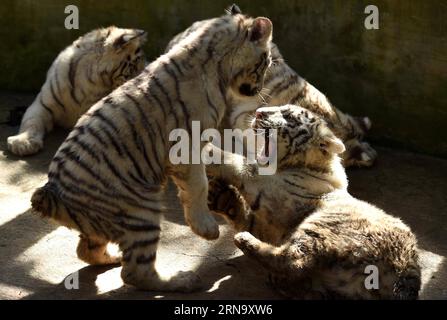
[31,13,273,292]
[7,26,147,156]
[207,105,420,299]
[167,4,377,168]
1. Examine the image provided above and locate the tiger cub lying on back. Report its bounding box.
[7,26,147,156]
[31,13,273,292]
[207,105,421,299]
[167,4,377,168]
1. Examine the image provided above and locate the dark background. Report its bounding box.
[0,0,446,157]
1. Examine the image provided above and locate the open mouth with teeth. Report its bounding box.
[252,121,274,166]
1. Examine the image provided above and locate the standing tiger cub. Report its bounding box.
[31,13,273,292]
[207,105,420,299]
[7,26,147,156]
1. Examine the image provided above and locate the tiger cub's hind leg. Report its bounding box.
[119,225,202,292]
[7,98,54,156]
[76,234,121,265]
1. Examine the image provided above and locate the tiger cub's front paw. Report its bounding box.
[343,141,378,168]
[359,142,378,166]
[234,231,255,248]
[7,133,43,156]
[186,209,220,240]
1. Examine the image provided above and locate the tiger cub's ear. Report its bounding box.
[319,135,346,155]
[226,3,242,15]
[113,29,146,50]
[250,17,273,45]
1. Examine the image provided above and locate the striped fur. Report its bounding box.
[31,13,273,292]
[207,105,420,299]
[167,15,377,168]
[7,26,147,156]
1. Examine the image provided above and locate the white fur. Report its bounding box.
[7,26,146,156]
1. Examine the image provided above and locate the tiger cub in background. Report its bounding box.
[31,13,273,292]
[7,26,147,156]
[167,4,376,167]
[207,105,420,299]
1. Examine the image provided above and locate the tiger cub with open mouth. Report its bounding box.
[7,26,147,156]
[167,4,376,168]
[207,105,420,299]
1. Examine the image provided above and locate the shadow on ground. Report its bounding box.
[0,114,446,299]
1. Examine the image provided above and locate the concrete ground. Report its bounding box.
[0,95,446,299]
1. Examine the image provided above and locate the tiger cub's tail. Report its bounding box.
[31,183,73,228]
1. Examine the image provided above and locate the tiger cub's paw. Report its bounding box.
[76,235,121,266]
[7,133,43,156]
[343,141,378,168]
[187,209,220,240]
[354,142,378,167]
[362,142,378,163]
[234,231,258,252]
